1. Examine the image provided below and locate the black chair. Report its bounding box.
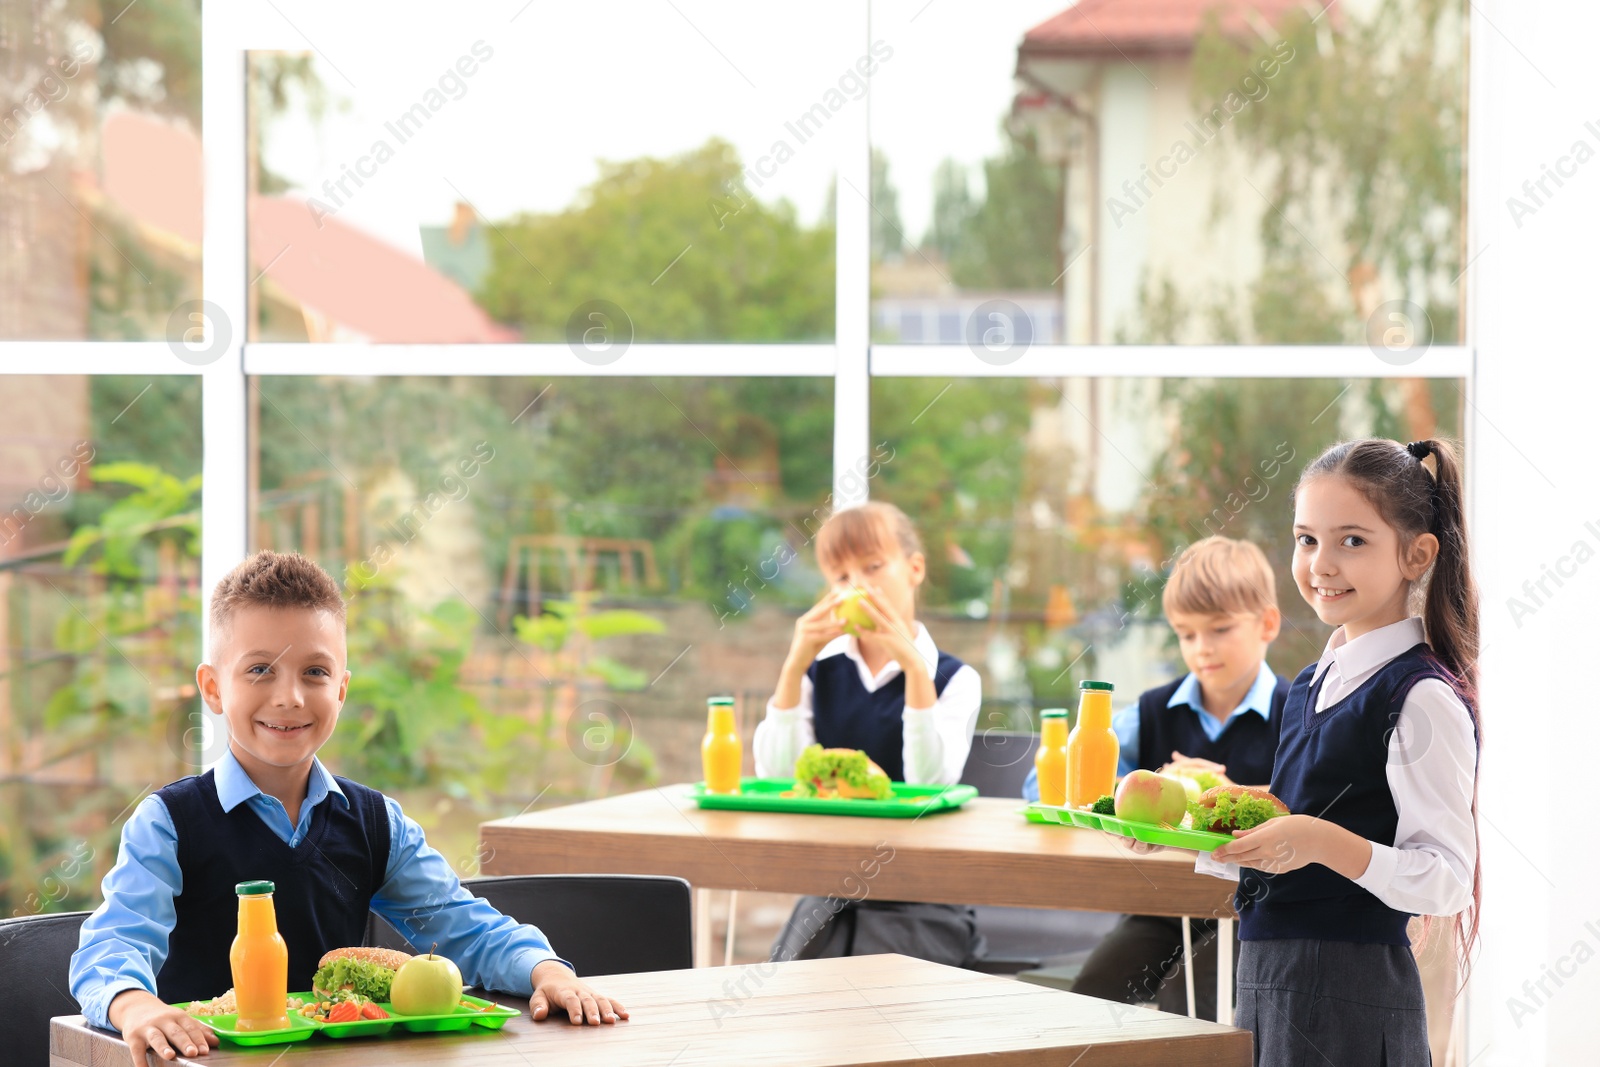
[959,730,1040,798]
[1,910,92,1067]
[369,874,692,979]
[957,732,1123,976]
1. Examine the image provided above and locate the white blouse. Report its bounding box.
[1197,616,1479,917]
[753,623,982,786]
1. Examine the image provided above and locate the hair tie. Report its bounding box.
[1405,440,1433,462]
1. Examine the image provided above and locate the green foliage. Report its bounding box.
[870,380,1033,608]
[944,132,1064,290]
[332,584,526,797]
[476,138,834,342]
[870,148,907,260]
[44,459,200,734]
[63,464,201,579]
[1180,0,1464,343]
[96,0,202,125]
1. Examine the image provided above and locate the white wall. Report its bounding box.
[1468,1,1600,1061]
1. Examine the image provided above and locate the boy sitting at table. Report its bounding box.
[1023,536,1288,1018]
[70,551,627,1066]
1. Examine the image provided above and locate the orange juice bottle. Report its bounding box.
[702,696,742,794]
[230,880,289,1032]
[1067,681,1118,807]
[1033,709,1070,806]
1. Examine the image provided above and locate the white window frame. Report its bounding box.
[0,0,1476,720]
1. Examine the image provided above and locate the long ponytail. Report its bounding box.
[1415,439,1479,705]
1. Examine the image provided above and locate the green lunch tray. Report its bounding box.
[177,992,518,1046]
[1023,803,1236,852]
[693,778,977,817]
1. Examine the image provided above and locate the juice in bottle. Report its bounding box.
[702,696,742,794]
[230,880,289,1032]
[1033,709,1070,806]
[1067,681,1118,807]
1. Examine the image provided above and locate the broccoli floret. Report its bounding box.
[1090,795,1116,815]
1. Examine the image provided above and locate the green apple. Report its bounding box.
[1114,769,1189,825]
[834,589,876,635]
[390,944,463,1016]
[1163,772,1202,804]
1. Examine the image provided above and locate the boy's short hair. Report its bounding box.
[815,502,923,574]
[1161,536,1277,619]
[210,550,346,639]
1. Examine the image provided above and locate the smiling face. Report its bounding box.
[197,604,349,783]
[1292,475,1437,639]
[1167,608,1279,696]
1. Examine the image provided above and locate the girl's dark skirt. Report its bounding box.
[1236,938,1431,1067]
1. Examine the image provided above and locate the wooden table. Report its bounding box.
[51,954,1252,1066]
[481,786,1242,1023]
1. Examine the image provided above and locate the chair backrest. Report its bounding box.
[959,731,1040,798]
[368,874,692,979]
[2,910,91,1067]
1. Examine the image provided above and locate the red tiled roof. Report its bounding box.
[1021,0,1330,58]
[250,196,520,343]
[101,112,203,246]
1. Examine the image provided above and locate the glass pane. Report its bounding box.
[869,377,1465,725]
[248,1,857,343]
[250,376,832,870]
[0,2,202,340]
[871,0,1466,347]
[0,376,202,915]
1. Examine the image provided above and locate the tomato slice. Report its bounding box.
[360,1002,389,1020]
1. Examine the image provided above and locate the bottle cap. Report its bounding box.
[236,880,275,895]
[1039,709,1068,718]
[1079,680,1115,691]
[707,696,735,706]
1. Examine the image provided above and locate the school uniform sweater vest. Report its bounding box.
[1237,644,1473,945]
[153,771,391,1004]
[1135,675,1289,785]
[807,651,967,782]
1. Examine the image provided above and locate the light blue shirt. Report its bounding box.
[69,750,567,1030]
[1022,663,1279,802]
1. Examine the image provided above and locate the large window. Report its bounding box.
[871,376,1464,728]
[870,0,1465,348]
[245,2,858,343]
[0,1,203,340]
[0,376,201,917]
[4,0,1471,913]
[250,376,832,864]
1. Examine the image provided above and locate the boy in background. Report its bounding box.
[1025,536,1288,1017]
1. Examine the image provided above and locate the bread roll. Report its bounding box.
[1197,784,1289,814]
[316,945,413,972]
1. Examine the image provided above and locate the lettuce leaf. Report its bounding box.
[1189,792,1283,833]
[792,744,892,799]
[311,957,396,1001]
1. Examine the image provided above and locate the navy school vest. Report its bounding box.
[153,770,391,1003]
[1136,674,1289,785]
[1237,644,1477,945]
[807,649,967,781]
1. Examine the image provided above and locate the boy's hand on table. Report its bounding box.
[108,988,219,1066]
[530,960,628,1026]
